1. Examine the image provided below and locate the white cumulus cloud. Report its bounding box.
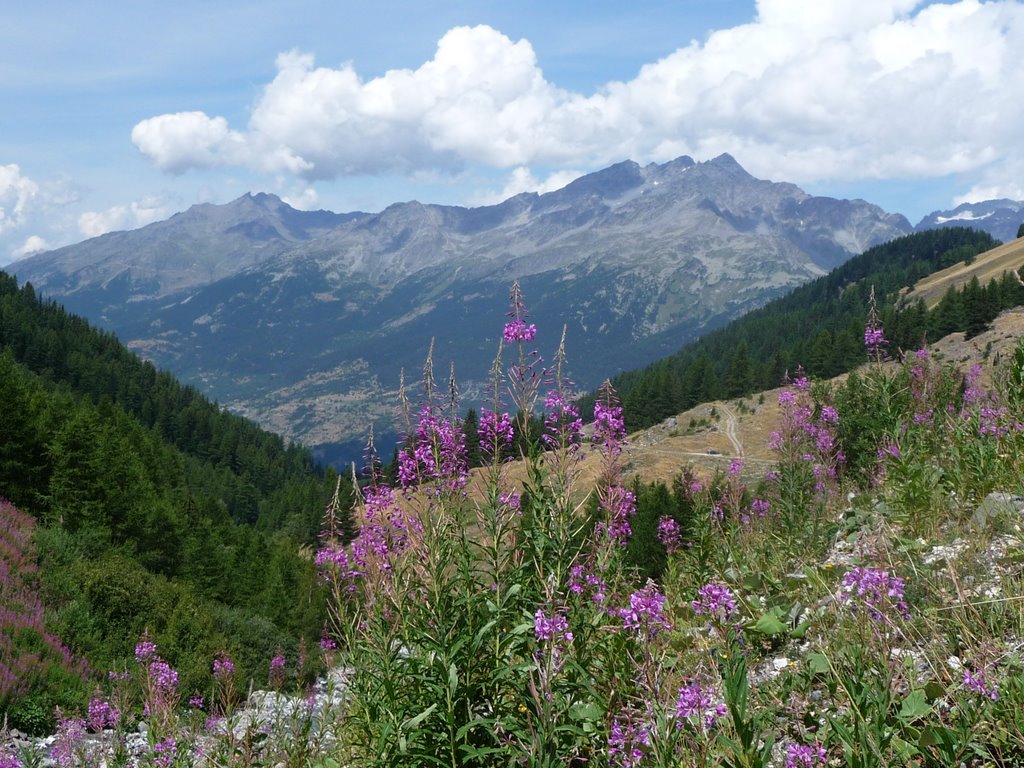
[78,196,171,238]
[12,235,51,258]
[0,164,40,234]
[132,2,1024,198]
[469,167,585,206]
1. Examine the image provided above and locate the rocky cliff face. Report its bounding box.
[10,155,912,464]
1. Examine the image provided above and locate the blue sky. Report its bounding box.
[2,0,1023,265]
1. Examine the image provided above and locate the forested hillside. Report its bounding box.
[593,228,1023,430]
[0,270,351,733]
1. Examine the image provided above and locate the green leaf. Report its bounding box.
[569,702,604,721]
[806,652,830,675]
[402,703,437,730]
[923,680,945,701]
[790,619,811,639]
[898,690,932,723]
[448,662,458,696]
[752,610,788,635]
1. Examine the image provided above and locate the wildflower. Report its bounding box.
[840,566,910,621]
[785,742,827,768]
[728,458,743,475]
[212,655,234,681]
[189,693,205,709]
[135,639,158,663]
[320,636,337,651]
[502,318,537,343]
[87,697,119,731]
[963,667,999,701]
[479,409,515,455]
[498,491,521,514]
[607,709,652,768]
[0,753,21,768]
[619,583,671,638]
[50,715,87,768]
[149,659,179,693]
[152,737,177,768]
[877,441,901,461]
[568,563,608,605]
[603,485,637,546]
[864,287,888,359]
[675,680,727,732]
[657,516,682,553]
[692,582,737,621]
[534,609,573,644]
[594,398,627,451]
[864,324,887,355]
[542,390,583,450]
[750,498,770,518]
[270,650,287,687]
[534,608,574,669]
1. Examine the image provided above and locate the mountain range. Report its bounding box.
[915,198,1024,243]
[14,154,1015,465]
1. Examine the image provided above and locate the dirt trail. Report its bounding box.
[717,403,744,457]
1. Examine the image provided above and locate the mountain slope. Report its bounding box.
[11,155,912,463]
[588,228,1016,431]
[0,270,348,729]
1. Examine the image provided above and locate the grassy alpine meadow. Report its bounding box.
[5,282,1024,767]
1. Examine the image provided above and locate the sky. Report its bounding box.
[2,0,1024,266]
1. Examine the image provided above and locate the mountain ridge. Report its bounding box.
[11,154,915,464]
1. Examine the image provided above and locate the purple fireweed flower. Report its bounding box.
[602,485,637,546]
[189,693,205,709]
[728,458,743,475]
[607,710,652,768]
[320,636,337,651]
[498,491,522,514]
[213,655,234,680]
[569,563,608,605]
[963,364,984,405]
[593,399,627,451]
[50,716,87,768]
[864,324,887,355]
[675,680,727,732]
[534,608,574,669]
[152,737,177,768]
[87,697,119,731]
[135,640,158,663]
[840,566,910,621]
[657,516,682,553]
[534,609,573,644]
[270,651,287,687]
[750,498,770,518]
[399,405,469,491]
[479,409,515,455]
[877,440,901,460]
[0,753,21,768]
[963,667,999,701]
[786,742,828,768]
[619,583,671,638]
[150,660,179,693]
[692,582,737,621]
[502,319,537,343]
[543,390,583,450]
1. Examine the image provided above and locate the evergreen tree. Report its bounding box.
[462,408,482,468]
